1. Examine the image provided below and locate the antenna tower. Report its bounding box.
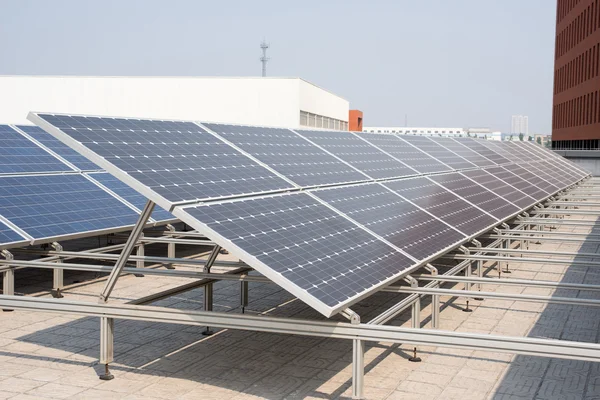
[260,40,270,77]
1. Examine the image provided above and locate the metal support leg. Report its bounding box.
[406,276,422,362]
[134,236,145,277]
[99,317,114,380]
[51,242,64,298]
[240,281,248,313]
[503,239,511,274]
[2,250,14,312]
[424,264,439,329]
[99,200,155,303]
[166,224,176,269]
[352,339,365,399]
[202,245,222,335]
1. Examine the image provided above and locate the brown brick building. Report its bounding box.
[553,0,600,149]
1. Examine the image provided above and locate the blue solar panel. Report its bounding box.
[16,125,101,171]
[34,115,294,206]
[203,123,369,187]
[0,125,72,174]
[0,220,27,246]
[0,174,140,240]
[89,173,174,223]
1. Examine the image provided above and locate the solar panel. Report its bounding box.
[476,140,528,164]
[0,174,141,241]
[453,138,511,165]
[428,137,496,167]
[485,167,548,201]
[176,192,417,316]
[460,169,536,209]
[428,173,520,220]
[509,164,559,194]
[399,136,476,170]
[518,142,588,180]
[0,219,28,248]
[31,114,294,209]
[526,162,570,190]
[312,183,466,260]
[293,129,418,179]
[202,123,368,187]
[382,177,498,236]
[88,173,174,223]
[356,133,451,174]
[0,125,73,174]
[15,125,101,171]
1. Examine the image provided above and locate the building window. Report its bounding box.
[299,110,348,130]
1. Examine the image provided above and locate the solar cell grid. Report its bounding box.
[460,169,536,209]
[522,143,588,179]
[312,183,466,260]
[428,137,496,167]
[453,138,511,165]
[16,125,101,171]
[399,136,475,170]
[203,123,368,187]
[0,125,72,174]
[510,165,558,194]
[178,193,416,313]
[34,114,294,206]
[526,162,569,190]
[88,173,174,222]
[294,129,418,179]
[485,167,547,201]
[428,173,519,220]
[356,133,451,174]
[0,220,26,246]
[0,174,140,240]
[383,177,497,236]
[535,160,578,186]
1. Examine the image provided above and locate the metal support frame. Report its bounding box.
[99,200,155,304]
[341,308,364,400]
[441,253,600,267]
[165,224,177,269]
[424,264,440,329]
[402,275,422,362]
[202,245,222,336]
[240,281,248,313]
[51,242,64,298]
[99,317,114,380]
[1,250,14,312]
[134,234,145,277]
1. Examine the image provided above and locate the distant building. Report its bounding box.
[511,115,529,135]
[362,126,466,137]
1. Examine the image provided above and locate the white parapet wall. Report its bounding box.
[0,76,349,128]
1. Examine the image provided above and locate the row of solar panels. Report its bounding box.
[0,124,174,250]
[29,113,589,317]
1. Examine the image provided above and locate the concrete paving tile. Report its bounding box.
[68,388,131,400]
[386,389,438,400]
[17,367,69,382]
[0,377,46,393]
[25,382,86,399]
[94,377,153,394]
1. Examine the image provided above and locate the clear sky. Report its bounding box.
[0,0,556,133]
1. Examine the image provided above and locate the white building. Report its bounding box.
[0,76,349,129]
[511,115,529,135]
[363,126,466,137]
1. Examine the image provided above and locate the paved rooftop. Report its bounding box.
[0,214,598,399]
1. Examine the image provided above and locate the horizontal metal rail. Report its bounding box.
[2,295,600,362]
[482,234,600,244]
[131,237,217,246]
[383,287,600,307]
[515,218,600,227]
[11,250,244,268]
[162,231,209,239]
[550,201,600,206]
[440,253,600,266]
[412,274,600,291]
[531,209,600,216]
[466,246,600,259]
[497,229,600,238]
[0,259,267,282]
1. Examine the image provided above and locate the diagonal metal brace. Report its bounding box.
[99,200,155,303]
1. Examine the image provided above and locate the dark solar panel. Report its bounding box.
[203,123,368,187]
[428,173,520,220]
[519,142,587,180]
[428,137,496,167]
[89,173,174,223]
[0,125,72,174]
[356,133,451,174]
[453,138,511,165]
[485,167,547,201]
[0,174,141,240]
[526,162,569,190]
[34,114,294,205]
[461,169,536,209]
[180,193,416,313]
[16,125,101,171]
[312,183,466,260]
[383,177,497,236]
[509,165,559,194]
[0,220,27,246]
[400,136,476,170]
[294,129,418,179]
